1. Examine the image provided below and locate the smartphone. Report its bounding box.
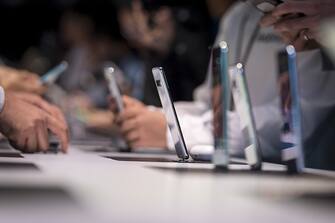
[152,67,189,161]
[246,0,283,13]
[40,61,68,85]
[229,63,262,170]
[104,67,124,113]
[211,41,230,168]
[279,45,304,173]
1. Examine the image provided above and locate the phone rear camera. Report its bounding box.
[156,80,162,87]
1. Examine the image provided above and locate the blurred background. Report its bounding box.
[0,0,227,140]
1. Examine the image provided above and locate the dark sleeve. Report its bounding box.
[304,109,335,171]
[321,48,335,71]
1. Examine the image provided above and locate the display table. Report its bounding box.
[0,144,334,223]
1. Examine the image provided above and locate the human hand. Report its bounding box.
[118,0,175,54]
[13,92,67,125]
[0,92,69,153]
[114,96,167,149]
[260,0,323,51]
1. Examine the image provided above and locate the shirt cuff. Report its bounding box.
[166,125,174,150]
[0,86,5,113]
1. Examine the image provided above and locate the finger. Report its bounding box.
[272,1,320,17]
[9,134,26,152]
[120,118,138,135]
[132,0,148,32]
[123,95,142,108]
[22,94,53,113]
[25,130,38,153]
[154,7,171,22]
[46,115,69,153]
[277,31,299,44]
[20,75,45,94]
[50,105,67,124]
[129,141,140,149]
[274,15,319,33]
[118,107,140,122]
[124,129,140,143]
[48,110,68,135]
[260,13,279,27]
[36,120,49,152]
[35,98,60,118]
[21,137,29,153]
[129,137,147,149]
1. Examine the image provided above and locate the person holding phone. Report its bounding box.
[0,65,69,153]
[0,87,69,153]
[110,0,335,170]
[117,0,210,105]
[0,64,68,152]
[260,0,335,51]
[110,95,167,149]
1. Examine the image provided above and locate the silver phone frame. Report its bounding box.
[104,67,124,113]
[40,61,68,85]
[229,63,262,170]
[211,42,231,168]
[281,45,304,173]
[152,67,189,161]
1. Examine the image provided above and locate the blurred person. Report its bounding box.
[58,4,142,105]
[110,0,235,151]
[0,87,69,153]
[118,0,175,55]
[259,0,335,169]
[111,0,335,170]
[57,9,123,137]
[117,0,210,105]
[0,1,116,143]
[58,11,95,93]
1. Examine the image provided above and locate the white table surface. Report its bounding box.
[0,145,334,223]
